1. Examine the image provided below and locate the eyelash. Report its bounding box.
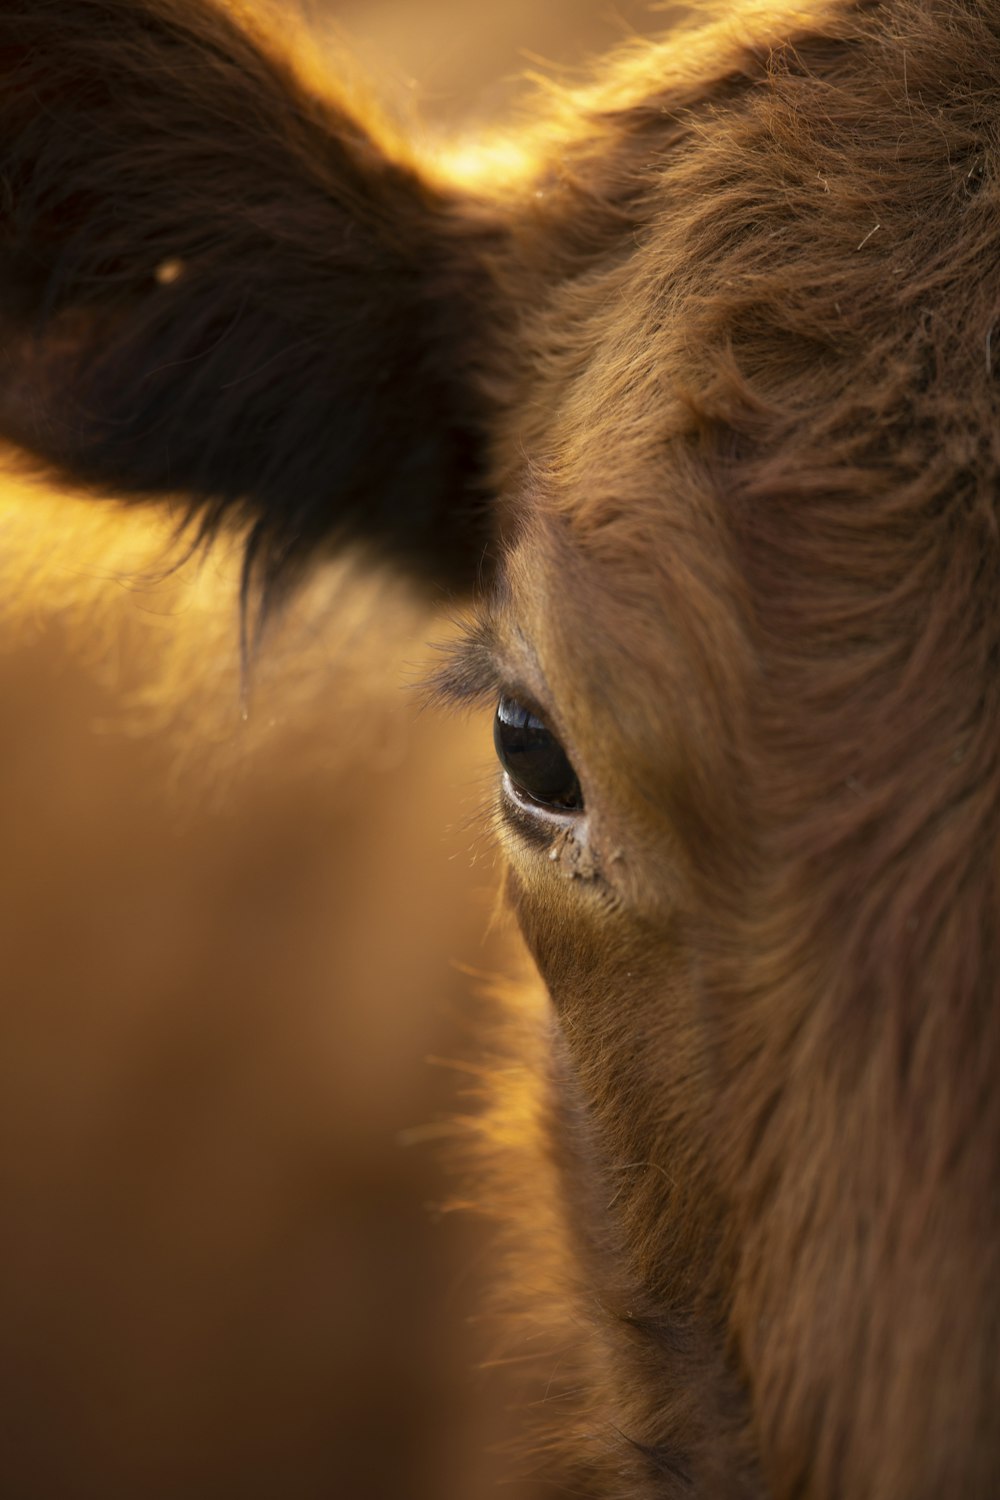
[425,624,502,710]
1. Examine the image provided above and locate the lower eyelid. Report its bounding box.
[500,773,582,833]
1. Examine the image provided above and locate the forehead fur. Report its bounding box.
[502,0,1000,511]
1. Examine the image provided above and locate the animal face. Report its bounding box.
[1,0,998,1494]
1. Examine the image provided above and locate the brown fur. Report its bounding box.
[1,1,998,1495]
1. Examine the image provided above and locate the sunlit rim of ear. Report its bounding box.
[428,131,538,193]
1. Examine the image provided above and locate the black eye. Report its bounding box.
[494,695,584,812]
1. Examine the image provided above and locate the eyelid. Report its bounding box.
[495,680,555,734]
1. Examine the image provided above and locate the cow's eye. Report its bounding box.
[494,695,583,812]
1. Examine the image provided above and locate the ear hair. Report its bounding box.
[0,0,505,610]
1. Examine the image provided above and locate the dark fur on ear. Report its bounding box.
[0,0,502,602]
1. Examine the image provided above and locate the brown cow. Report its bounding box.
[1,1,997,1495]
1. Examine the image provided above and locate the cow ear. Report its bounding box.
[0,0,502,603]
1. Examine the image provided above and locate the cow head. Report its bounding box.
[1,1,997,1495]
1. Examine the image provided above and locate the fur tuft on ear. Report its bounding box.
[0,0,503,604]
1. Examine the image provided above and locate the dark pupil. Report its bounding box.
[493,695,583,812]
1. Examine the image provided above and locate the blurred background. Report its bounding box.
[0,4,658,1497]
